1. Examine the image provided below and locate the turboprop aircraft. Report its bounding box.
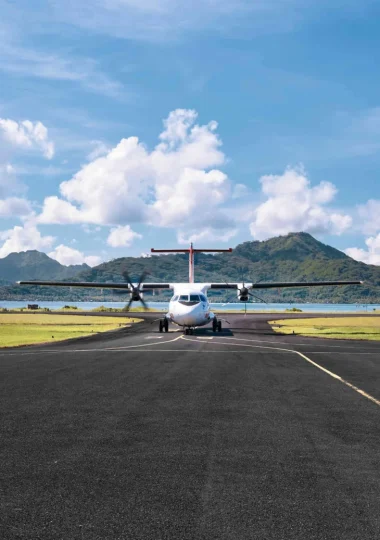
[18,244,363,335]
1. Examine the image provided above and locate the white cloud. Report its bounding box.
[249,167,352,240]
[87,140,110,161]
[0,118,54,159]
[345,234,380,266]
[356,199,380,235]
[177,227,238,245]
[0,197,32,218]
[38,196,85,224]
[39,109,231,232]
[0,224,55,258]
[107,225,142,247]
[48,244,102,267]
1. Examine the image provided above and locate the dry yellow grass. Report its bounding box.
[0,313,142,347]
[270,316,380,340]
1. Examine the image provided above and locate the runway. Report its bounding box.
[1,314,380,539]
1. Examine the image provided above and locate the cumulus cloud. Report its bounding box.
[0,197,32,218]
[107,225,142,247]
[356,199,380,235]
[0,224,55,258]
[39,109,231,238]
[249,167,352,240]
[38,196,85,224]
[48,244,102,267]
[345,234,380,266]
[0,118,54,159]
[177,227,237,245]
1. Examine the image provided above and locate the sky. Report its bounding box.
[1,0,380,267]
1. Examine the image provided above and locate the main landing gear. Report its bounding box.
[159,318,169,333]
[212,318,222,333]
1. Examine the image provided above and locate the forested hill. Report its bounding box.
[0,250,90,283]
[2,233,380,303]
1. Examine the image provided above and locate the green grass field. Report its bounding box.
[0,313,142,347]
[270,316,380,340]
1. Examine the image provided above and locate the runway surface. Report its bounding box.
[1,313,380,539]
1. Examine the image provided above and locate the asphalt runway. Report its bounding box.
[1,313,380,540]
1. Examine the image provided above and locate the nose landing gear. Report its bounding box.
[184,328,194,335]
[212,318,222,332]
[159,318,169,333]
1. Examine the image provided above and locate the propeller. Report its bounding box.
[122,270,149,311]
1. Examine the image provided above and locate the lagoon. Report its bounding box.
[0,300,378,313]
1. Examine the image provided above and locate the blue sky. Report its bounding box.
[1,0,380,266]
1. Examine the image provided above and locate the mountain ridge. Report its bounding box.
[1,233,379,303]
[0,250,90,283]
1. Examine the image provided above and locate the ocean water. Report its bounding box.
[0,300,378,313]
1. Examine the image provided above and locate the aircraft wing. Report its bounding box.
[208,280,363,290]
[17,281,173,290]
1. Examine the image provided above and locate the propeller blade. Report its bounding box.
[140,296,149,311]
[124,295,134,312]
[122,271,133,288]
[137,270,149,290]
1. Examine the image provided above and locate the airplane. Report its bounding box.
[18,244,363,335]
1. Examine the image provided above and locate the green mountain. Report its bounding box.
[2,233,380,303]
[0,250,90,283]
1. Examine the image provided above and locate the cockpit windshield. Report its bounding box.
[189,294,200,302]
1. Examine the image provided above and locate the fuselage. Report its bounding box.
[166,284,215,328]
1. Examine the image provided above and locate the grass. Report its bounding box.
[0,313,142,348]
[269,316,380,340]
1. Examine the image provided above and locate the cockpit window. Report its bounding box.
[189,294,200,302]
[199,294,207,302]
[171,295,178,301]
[179,295,188,301]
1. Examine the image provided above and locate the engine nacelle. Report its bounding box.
[237,286,249,302]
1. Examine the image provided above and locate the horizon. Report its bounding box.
[0,231,360,268]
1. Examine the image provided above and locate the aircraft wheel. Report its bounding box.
[164,319,169,332]
[185,328,189,335]
[159,320,163,333]
[212,318,217,332]
[217,321,222,332]
[189,328,194,335]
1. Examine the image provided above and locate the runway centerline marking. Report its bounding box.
[181,336,380,408]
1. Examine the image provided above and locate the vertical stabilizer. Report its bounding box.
[151,245,233,283]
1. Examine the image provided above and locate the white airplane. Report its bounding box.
[18,244,363,335]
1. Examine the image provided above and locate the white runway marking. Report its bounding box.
[182,335,380,408]
[145,336,163,339]
[0,334,183,357]
[1,333,379,408]
[295,350,380,408]
[224,335,380,351]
